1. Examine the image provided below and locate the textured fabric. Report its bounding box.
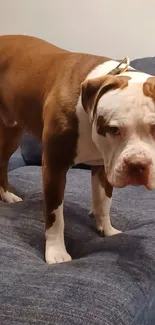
[20,134,42,166]
[8,148,25,171]
[1,166,155,324]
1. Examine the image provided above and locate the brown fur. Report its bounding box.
[143,77,155,100]
[0,35,111,231]
[46,212,56,230]
[0,118,22,192]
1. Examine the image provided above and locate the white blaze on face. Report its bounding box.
[92,81,155,189]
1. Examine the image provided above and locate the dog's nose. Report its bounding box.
[128,162,147,175]
[125,156,152,178]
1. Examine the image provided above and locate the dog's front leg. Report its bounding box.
[42,154,71,264]
[90,166,121,236]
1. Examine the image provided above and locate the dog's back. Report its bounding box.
[0,35,108,137]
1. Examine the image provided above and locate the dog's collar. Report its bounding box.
[108,57,130,76]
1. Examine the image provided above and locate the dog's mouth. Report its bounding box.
[116,175,153,190]
[127,167,152,188]
[127,178,147,187]
[108,159,153,189]
[106,158,155,189]
[109,173,152,189]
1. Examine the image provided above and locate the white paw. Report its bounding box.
[0,188,22,203]
[104,226,121,237]
[45,243,72,264]
[97,224,121,237]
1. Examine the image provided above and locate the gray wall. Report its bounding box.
[0,0,154,59]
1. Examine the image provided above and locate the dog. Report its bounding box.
[0,35,155,264]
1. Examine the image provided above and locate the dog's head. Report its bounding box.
[81,72,155,189]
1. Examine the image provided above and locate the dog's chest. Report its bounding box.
[74,98,103,166]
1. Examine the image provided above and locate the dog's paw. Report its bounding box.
[45,243,72,264]
[97,224,121,237]
[90,210,121,236]
[0,188,22,203]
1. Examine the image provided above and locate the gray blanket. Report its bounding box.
[1,166,155,325]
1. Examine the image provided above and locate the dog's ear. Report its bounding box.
[81,75,130,117]
[143,77,155,100]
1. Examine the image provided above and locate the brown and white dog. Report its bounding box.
[0,35,155,264]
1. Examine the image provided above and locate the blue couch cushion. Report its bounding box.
[8,148,26,171]
[131,57,155,75]
[20,134,42,166]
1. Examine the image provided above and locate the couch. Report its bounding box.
[1,57,155,325]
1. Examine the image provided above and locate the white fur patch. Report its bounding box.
[45,203,71,264]
[0,187,22,203]
[75,102,102,165]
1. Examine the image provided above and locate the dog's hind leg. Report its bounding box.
[0,118,22,203]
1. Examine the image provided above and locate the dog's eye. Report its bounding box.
[106,126,120,136]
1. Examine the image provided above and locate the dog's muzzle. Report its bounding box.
[124,155,152,187]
